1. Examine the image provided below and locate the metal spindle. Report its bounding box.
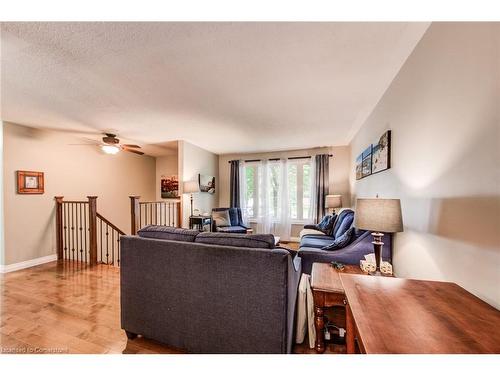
[71,203,75,260]
[79,203,83,262]
[63,203,68,259]
[117,237,120,267]
[84,204,87,263]
[100,220,103,264]
[105,223,109,265]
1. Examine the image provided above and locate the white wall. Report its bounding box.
[179,140,219,228]
[349,23,500,308]
[219,146,351,238]
[2,122,156,265]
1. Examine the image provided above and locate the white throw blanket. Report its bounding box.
[295,273,316,348]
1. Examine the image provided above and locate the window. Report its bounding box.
[243,159,313,222]
[244,164,258,219]
[268,162,281,220]
[288,160,312,221]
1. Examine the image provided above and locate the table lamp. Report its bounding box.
[354,198,403,275]
[325,195,342,214]
[183,180,199,217]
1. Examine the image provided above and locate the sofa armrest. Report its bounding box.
[286,255,301,353]
[303,224,318,230]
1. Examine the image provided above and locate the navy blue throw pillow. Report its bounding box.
[317,214,336,234]
[322,227,355,251]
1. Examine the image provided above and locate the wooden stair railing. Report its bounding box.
[129,196,182,235]
[55,196,125,267]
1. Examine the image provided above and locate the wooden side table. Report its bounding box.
[189,215,212,231]
[310,263,364,353]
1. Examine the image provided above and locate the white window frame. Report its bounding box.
[288,159,312,223]
[243,158,313,224]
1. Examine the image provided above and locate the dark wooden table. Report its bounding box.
[310,263,365,353]
[189,215,212,231]
[340,274,500,354]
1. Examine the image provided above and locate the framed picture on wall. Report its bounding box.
[361,145,372,178]
[372,130,391,174]
[17,170,44,194]
[198,174,216,194]
[355,154,363,180]
[161,175,179,198]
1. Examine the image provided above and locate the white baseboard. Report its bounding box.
[0,254,57,273]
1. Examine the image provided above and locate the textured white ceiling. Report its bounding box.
[1,22,429,155]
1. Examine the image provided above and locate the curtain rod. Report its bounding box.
[228,154,332,163]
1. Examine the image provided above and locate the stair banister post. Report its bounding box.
[176,200,182,228]
[54,196,64,260]
[130,196,140,235]
[88,196,98,265]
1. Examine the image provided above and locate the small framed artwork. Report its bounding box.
[355,154,363,180]
[198,174,216,194]
[17,171,44,194]
[361,145,372,178]
[161,175,179,198]
[372,130,391,174]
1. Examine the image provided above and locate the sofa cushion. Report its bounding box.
[212,210,231,227]
[137,225,199,242]
[195,232,275,249]
[298,246,328,254]
[299,235,336,249]
[332,209,354,239]
[216,225,248,234]
[322,227,355,251]
[317,214,336,234]
[299,228,325,238]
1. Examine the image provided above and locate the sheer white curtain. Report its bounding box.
[308,156,317,224]
[238,160,248,225]
[254,159,292,241]
[256,160,272,234]
[274,158,291,241]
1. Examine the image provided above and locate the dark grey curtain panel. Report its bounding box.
[229,160,240,208]
[314,154,330,222]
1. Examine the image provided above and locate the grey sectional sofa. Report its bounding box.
[120,227,301,353]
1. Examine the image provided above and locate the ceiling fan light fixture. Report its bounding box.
[101,145,120,155]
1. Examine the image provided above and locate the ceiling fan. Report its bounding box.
[71,133,144,155]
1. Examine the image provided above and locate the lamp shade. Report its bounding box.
[354,198,403,233]
[325,195,342,209]
[183,180,199,194]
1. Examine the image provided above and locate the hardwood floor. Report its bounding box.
[0,257,341,354]
[0,261,183,354]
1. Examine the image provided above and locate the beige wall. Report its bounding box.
[179,140,219,228]
[2,122,156,265]
[0,122,4,266]
[219,146,351,238]
[349,23,500,308]
[155,151,179,201]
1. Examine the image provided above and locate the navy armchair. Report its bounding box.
[211,207,251,234]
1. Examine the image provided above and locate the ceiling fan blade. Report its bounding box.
[124,148,144,155]
[68,143,99,146]
[122,144,141,149]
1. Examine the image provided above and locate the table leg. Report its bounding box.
[345,302,355,354]
[314,306,325,353]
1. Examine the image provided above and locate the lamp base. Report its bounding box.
[371,232,384,276]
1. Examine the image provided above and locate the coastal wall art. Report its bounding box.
[355,130,391,180]
[372,130,391,174]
